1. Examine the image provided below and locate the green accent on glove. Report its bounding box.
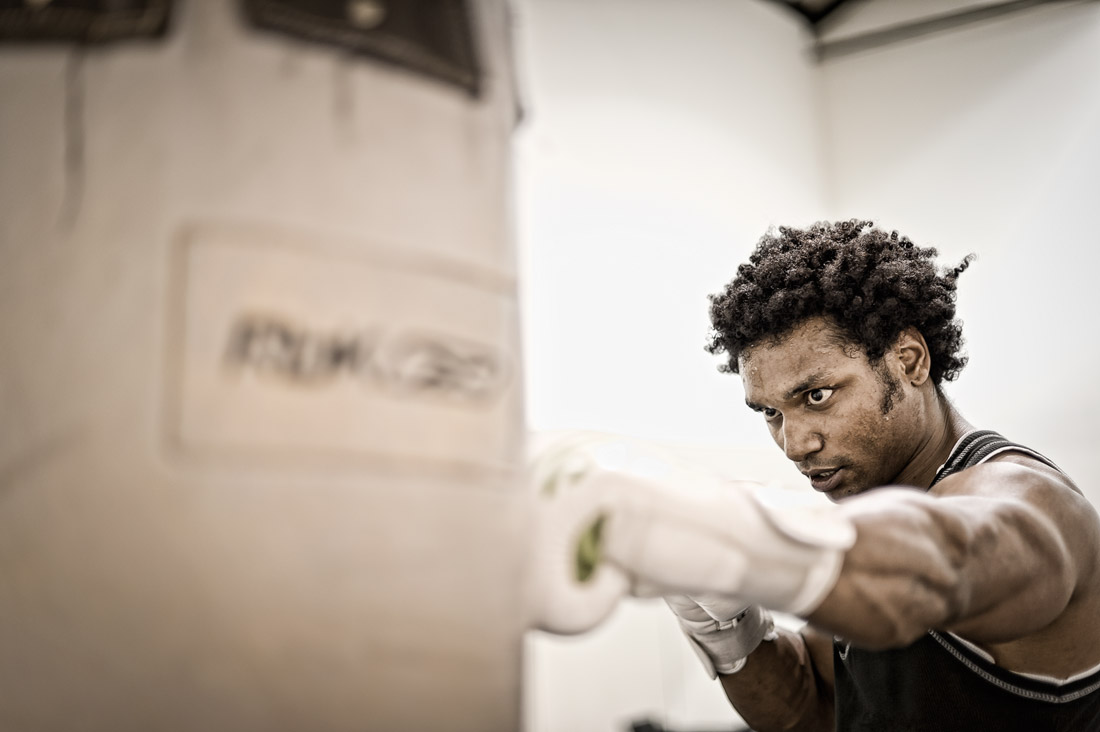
[576,514,605,582]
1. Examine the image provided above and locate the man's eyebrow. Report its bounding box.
[784,370,832,401]
[744,369,834,412]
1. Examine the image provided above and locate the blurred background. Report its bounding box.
[514,1,1100,730]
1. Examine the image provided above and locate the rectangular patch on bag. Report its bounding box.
[164,222,520,476]
[242,0,481,96]
[0,0,171,44]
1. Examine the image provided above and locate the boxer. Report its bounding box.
[532,221,1100,731]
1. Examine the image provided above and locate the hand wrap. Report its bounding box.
[666,594,776,678]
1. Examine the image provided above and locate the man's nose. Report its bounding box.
[781,416,824,463]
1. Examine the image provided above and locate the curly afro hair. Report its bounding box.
[706,220,973,385]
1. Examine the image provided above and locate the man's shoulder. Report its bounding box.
[932,450,1100,586]
[935,451,1100,675]
[933,449,1081,503]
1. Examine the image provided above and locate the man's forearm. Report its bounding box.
[718,628,834,732]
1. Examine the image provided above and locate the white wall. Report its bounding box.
[517,1,1100,731]
[819,1,1100,506]
[514,1,827,730]
[514,0,829,448]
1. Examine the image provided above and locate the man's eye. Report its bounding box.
[762,407,779,419]
[807,388,834,406]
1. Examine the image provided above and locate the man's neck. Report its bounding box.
[895,391,973,490]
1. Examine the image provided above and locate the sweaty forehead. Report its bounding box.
[738,319,862,401]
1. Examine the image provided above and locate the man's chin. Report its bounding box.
[826,482,868,502]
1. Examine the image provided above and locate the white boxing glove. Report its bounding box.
[527,433,857,632]
[597,469,855,616]
[526,434,631,635]
[666,594,776,679]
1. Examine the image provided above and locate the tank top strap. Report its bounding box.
[930,430,1062,488]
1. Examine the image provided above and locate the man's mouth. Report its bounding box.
[806,468,844,494]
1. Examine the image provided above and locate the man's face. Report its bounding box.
[738,317,921,501]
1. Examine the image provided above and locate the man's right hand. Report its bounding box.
[666,594,776,679]
[527,432,856,640]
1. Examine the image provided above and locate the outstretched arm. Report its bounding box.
[710,456,1099,731]
[530,441,1100,726]
[810,458,1100,655]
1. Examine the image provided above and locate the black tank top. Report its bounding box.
[832,430,1100,731]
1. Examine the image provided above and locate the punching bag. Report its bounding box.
[0,1,527,730]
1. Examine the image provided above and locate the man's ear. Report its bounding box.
[894,328,931,386]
